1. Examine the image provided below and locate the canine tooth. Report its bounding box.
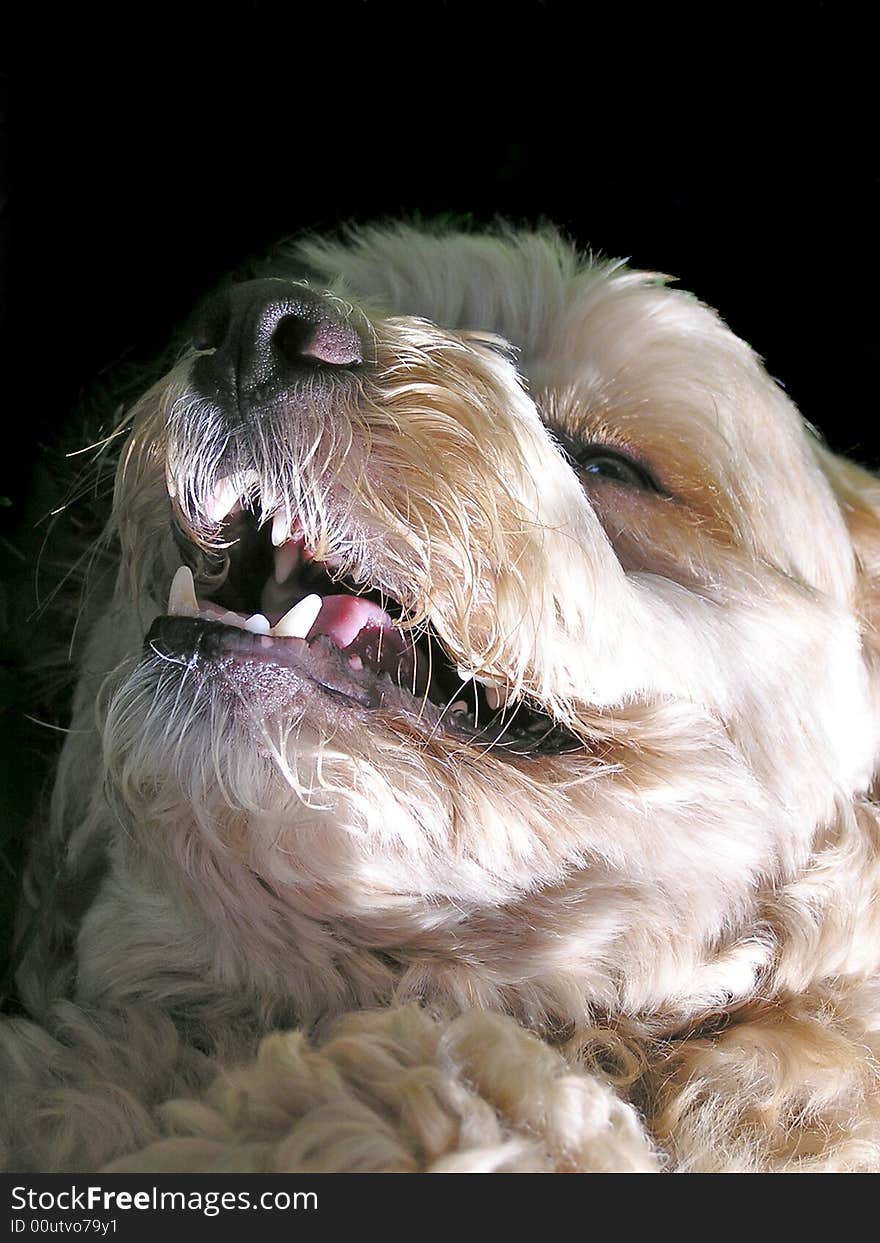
[485,686,506,711]
[168,566,198,616]
[273,540,301,585]
[205,477,240,525]
[272,510,292,547]
[243,613,271,634]
[462,668,507,710]
[271,594,322,639]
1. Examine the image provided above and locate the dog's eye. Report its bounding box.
[553,430,662,493]
[575,450,659,490]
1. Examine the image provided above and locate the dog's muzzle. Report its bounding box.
[190,279,365,416]
[151,279,587,758]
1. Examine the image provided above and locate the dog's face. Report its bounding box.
[93,227,880,1020]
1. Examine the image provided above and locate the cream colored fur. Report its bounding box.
[3,223,879,1172]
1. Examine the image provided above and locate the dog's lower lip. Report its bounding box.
[145,614,439,717]
[144,613,588,756]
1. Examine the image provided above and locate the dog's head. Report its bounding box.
[96,225,880,1019]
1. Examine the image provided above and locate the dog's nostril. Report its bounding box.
[253,287,364,376]
[190,278,366,412]
[273,314,363,368]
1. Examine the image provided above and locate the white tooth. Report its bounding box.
[272,510,292,547]
[243,613,271,634]
[456,666,472,683]
[168,566,198,616]
[485,686,504,711]
[205,477,240,525]
[273,540,301,585]
[271,593,322,639]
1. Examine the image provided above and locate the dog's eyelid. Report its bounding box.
[548,427,664,495]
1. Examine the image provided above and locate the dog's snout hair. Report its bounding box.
[3,223,880,1174]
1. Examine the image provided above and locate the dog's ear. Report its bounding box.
[815,444,880,653]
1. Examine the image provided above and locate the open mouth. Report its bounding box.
[146,480,584,757]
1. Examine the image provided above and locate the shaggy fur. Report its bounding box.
[3,223,880,1173]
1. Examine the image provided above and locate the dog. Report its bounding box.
[3,223,880,1172]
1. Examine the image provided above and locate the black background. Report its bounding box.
[10,2,878,491]
[2,3,877,974]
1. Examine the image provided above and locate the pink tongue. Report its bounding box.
[308,594,395,648]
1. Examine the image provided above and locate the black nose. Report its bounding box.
[190,278,363,409]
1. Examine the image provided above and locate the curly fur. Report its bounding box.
[104,1006,659,1173]
[3,222,879,1172]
